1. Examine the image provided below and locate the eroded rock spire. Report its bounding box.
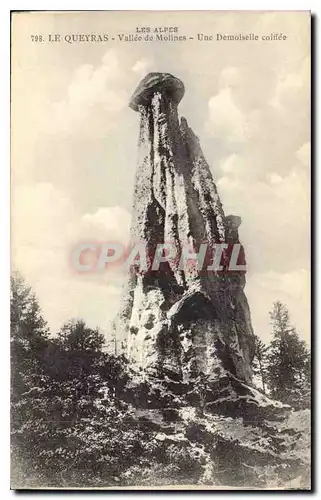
[116,72,256,409]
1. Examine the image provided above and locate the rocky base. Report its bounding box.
[128,405,311,489]
[127,366,288,419]
[119,368,310,489]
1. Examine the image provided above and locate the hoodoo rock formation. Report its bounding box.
[116,72,263,412]
[110,73,310,489]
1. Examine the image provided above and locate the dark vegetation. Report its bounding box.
[11,273,311,488]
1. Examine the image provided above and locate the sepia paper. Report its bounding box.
[11,10,311,490]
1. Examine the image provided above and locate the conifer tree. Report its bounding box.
[266,301,310,408]
[10,272,49,398]
[252,335,269,393]
[56,319,104,353]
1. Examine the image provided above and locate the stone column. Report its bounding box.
[117,72,255,390]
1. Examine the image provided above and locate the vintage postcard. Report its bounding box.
[10,10,311,490]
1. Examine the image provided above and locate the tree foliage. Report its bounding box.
[56,319,104,352]
[10,275,311,488]
[266,301,310,409]
[252,335,269,393]
[10,274,146,487]
[10,272,49,400]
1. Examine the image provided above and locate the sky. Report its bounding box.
[11,11,310,345]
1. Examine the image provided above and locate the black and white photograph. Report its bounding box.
[10,10,311,490]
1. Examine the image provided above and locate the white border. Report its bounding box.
[1,1,319,498]
[1,1,317,11]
